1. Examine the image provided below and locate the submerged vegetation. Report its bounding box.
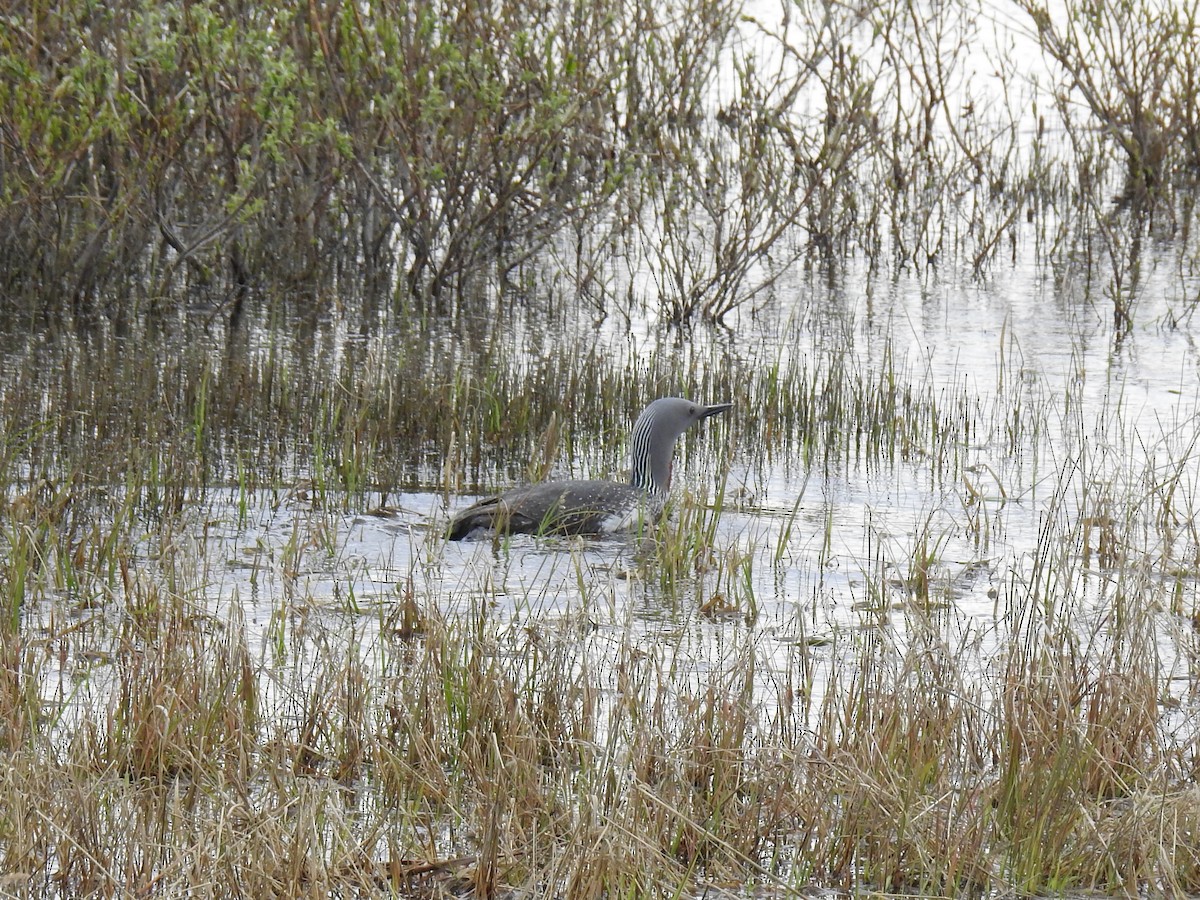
[2,0,1200,896]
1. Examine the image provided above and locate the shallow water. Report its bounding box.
[30,230,1198,737]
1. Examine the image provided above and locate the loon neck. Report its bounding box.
[631,459,671,495]
[627,400,685,495]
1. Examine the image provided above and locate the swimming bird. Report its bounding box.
[447,397,732,540]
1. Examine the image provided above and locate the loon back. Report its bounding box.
[445,479,657,540]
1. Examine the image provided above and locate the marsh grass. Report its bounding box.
[3,466,1200,897]
[5,280,1200,894]
[1,407,1189,896]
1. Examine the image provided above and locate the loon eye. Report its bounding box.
[689,406,696,415]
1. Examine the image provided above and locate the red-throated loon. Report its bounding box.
[447,397,731,539]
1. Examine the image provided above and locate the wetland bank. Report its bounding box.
[3,0,1200,896]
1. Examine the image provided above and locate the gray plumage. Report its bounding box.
[447,397,731,540]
